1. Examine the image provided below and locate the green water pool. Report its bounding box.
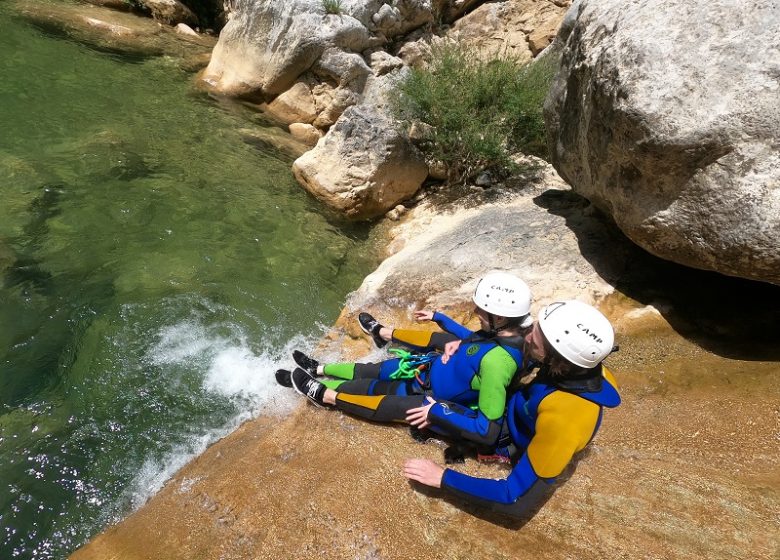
[0,3,376,557]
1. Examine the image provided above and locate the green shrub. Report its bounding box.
[393,45,557,182]
[322,0,343,15]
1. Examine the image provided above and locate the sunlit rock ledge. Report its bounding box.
[70,160,780,560]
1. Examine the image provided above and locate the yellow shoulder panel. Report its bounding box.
[602,366,619,389]
[526,391,601,478]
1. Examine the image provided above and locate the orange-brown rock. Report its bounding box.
[71,161,780,560]
[70,296,780,560]
[448,0,571,61]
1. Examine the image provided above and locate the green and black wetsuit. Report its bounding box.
[321,312,524,447]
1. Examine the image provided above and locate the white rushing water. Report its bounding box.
[126,318,314,509]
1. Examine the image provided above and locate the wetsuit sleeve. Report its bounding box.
[439,392,602,518]
[391,330,458,352]
[426,347,516,446]
[432,311,474,339]
[441,453,546,505]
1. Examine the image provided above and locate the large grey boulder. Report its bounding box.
[545,0,780,285]
[201,0,376,97]
[292,102,428,220]
[201,0,434,97]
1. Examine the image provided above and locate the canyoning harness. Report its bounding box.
[387,348,438,385]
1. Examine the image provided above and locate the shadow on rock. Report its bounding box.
[406,481,534,530]
[534,189,780,361]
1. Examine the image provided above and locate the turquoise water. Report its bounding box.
[0,4,375,558]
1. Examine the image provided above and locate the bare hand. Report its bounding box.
[403,458,445,488]
[413,310,434,322]
[405,396,436,429]
[440,340,461,364]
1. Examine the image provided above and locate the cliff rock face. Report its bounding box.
[544,0,780,285]
[448,0,571,61]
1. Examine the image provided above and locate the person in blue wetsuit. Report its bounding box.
[403,300,620,519]
[279,272,533,449]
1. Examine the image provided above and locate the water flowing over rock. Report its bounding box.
[69,162,780,560]
[544,0,780,285]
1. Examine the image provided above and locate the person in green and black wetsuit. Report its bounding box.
[277,272,533,449]
[403,300,620,519]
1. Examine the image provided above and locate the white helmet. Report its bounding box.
[538,300,614,369]
[473,272,532,318]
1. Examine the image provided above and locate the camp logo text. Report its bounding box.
[577,323,604,343]
[466,344,480,356]
[491,285,515,294]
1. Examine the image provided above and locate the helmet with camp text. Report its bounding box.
[473,272,532,319]
[538,300,614,369]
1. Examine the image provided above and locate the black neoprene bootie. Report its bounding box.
[293,350,320,376]
[358,312,388,348]
[290,367,327,408]
[275,369,293,388]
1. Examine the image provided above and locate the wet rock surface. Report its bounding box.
[71,163,780,560]
[69,299,780,560]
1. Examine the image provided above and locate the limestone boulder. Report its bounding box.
[264,81,318,125]
[289,123,322,146]
[337,161,625,324]
[447,0,571,61]
[394,27,437,68]
[201,0,435,100]
[201,0,378,97]
[140,0,197,26]
[292,103,428,220]
[367,49,405,76]
[370,0,434,39]
[545,0,780,285]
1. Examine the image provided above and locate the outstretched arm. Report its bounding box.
[431,311,474,339]
[409,393,603,518]
[403,458,444,487]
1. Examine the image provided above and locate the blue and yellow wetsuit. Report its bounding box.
[322,312,525,447]
[441,367,620,518]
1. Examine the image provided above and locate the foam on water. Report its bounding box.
[126,317,317,509]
